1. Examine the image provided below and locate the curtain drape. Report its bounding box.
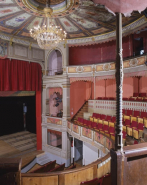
[0,59,42,91]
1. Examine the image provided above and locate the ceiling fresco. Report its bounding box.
[0,0,146,42]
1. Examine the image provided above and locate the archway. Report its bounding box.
[47,50,62,76]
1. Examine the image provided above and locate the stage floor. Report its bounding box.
[0,131,44,168]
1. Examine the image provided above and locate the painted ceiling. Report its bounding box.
[0,0,146,43]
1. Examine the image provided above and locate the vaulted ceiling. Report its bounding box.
[0,0,146,43]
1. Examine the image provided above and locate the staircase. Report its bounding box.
[72,101,88,123]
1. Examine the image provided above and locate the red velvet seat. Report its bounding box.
[92,122,97,129]
[95,113,100,119]
[103,97,108,100]
[130,121,138,129]
[135,97,143,101]
[123,131,126,139]
[138,123,144,131]
[97,123,103,131]
[126,110,133,116]
[100,114,106,120]
[108,97,115,100]
[105,115,112,121]
[124,119,131,127]
[83,119,88,126]
[103,125,109,134]
[140,93,146,97]
[109,127,115,135]
[97,97,102,100]
[123,98,128,101]
[111,116,116,123]
[92,113,97,118]
[129,97,134,101]
[31,160,56,173]
[140,112,147,118]
[122,109,126,115]
[80,118,84,125]
[133,93,139,97]
[134,110,140,117]
[49,163,65,172]
[80,178,98,185]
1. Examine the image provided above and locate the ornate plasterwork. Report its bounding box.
[0,0,145,46]
[76,66,84,73]
[129,58,138,67]
[103,63,111,71]
[67,55,147,79]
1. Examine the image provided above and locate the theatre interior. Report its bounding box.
[0,0,147,184]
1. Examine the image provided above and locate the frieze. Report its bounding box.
[47,117,62,125]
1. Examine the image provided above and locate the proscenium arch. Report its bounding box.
[45,47,64,74]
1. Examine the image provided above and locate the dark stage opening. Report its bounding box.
[0,96,36,136]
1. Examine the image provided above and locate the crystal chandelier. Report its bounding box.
[30,0,67,50]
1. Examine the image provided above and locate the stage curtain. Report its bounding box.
[0,59,42,91]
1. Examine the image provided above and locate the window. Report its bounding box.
[47,129,62,149]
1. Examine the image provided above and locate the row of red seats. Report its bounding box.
[80,173,111,185]
[123,110,147,118]
[124,119,144,139]
[76,117,126,141]
[123,97,147,102]
[133,93,146,97]
[91,113,116,123]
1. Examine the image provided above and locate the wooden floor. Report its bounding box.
[0,131,44,169]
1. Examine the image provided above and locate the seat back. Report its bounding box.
[131,121,138,128]
[111,117,116,123]
[134,110,140,117]
[125,119,131,126]
[126,110,133,116]
[49,163,65,172]
[105,115,111,121]
[100,114,106,120]
[80,178,98,185]
[141,112,147,118]
[133,93,139,97]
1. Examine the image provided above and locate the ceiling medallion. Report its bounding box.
[30,0,67,50]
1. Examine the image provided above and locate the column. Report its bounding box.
[46,88,49,116]
[115,13,123,151]
[105,79,107,97]
[94,77,96,100]
[62,77,70,119]
[42,85,46,116]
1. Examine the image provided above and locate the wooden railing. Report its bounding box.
[21,122,114,185]
[21,154,111,185]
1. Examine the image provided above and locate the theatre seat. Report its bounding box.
[138,123,144,138]
[103,125,109,136]
[111,116,116,123]
[97,123,103,132]
[140,93,146,97]
[105,115,112,122]
[80,178,98,185]
[92,122,97,129]
[49,163,65,172]
[123,98,128,101]
[124,119,131,134]
[133,93,139,97]
[100,114,106,120]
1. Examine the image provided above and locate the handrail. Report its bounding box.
[71,100,88,121]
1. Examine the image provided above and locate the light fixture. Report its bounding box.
[30,0,67,50]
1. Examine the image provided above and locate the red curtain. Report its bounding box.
[0,58,42,150]
[0,59,42,91]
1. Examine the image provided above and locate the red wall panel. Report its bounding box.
[69,33,147,66]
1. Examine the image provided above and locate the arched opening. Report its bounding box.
[47,50,63,76]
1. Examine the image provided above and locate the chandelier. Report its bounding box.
[30,0,67,50]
